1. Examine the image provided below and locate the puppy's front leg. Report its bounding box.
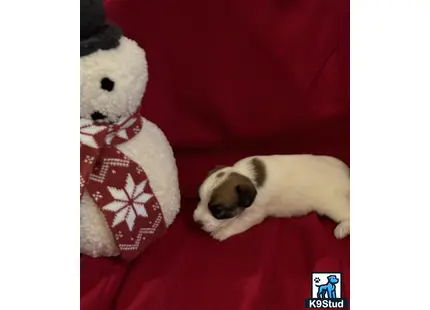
[211,210,265,241]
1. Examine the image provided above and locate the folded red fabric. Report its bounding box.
[81,0,350,309]
[81,203,350,310]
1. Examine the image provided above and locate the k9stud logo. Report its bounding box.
[305,272,348,309]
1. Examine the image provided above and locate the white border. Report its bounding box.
[352,1,430,309]
[0,0,78,309]
[1,0,429,309]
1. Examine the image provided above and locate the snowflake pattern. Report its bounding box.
[92,191,103,202]
[80,119,106,149]
[81,113,166,259]
[115,231,124,240]
[106,118,137,144]
[103,174,153,231]
[84,155,95,164]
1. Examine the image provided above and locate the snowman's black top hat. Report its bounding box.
[81,0,122,57]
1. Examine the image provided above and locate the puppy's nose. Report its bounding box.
[91,111,107,121]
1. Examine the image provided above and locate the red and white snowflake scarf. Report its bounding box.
[80,111,167,261]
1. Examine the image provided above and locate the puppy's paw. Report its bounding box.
[334,220,350,239]
[211,228,233,242]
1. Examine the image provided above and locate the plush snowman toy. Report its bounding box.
[80,0,180,260]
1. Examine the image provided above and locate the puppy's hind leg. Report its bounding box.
[320,196,350,239]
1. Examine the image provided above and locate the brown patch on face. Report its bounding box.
[250,157,267,188]
[207,165,227,177]
[208,172,257,220]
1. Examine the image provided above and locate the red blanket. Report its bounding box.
[81,0,350,309]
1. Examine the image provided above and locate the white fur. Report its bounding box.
[80,37,148,123]
[80,36,180,257]
[194,155,350,241]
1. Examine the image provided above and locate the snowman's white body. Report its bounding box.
[81,118,180,257]
[80,36,180,257]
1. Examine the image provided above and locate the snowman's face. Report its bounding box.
[80,36,148,123]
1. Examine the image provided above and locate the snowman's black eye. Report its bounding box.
[101,77,115,92]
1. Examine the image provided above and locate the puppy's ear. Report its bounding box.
[207,165,227,177]
[235,183,257,208]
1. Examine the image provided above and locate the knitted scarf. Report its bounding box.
[80,111,166,261]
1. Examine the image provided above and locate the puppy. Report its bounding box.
[193,154,350,241]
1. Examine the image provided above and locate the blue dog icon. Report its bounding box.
[316,275,339,298]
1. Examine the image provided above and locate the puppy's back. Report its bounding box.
[238,154,349,190]
[317,155,349,174]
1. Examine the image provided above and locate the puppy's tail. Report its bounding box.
[334,219,350,239]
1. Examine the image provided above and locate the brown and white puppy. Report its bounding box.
[193,154,350,241]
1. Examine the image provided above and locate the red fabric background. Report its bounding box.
[81,0,350,309]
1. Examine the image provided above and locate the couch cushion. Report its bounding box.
[104,0,350,200]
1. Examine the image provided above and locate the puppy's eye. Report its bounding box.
[101,77,115,92]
